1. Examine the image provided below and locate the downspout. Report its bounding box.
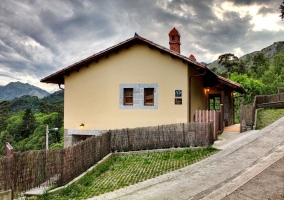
[189,69,207,122]
[58,83,64,90]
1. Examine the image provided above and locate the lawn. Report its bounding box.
[256,108,284,129]
[33,146,218,200]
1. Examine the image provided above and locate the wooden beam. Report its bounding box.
[257,101,284,109]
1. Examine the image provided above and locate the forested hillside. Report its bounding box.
[208,41,284,76]
[212,51,284,122]
[0,90,64,156]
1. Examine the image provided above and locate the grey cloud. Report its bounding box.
[151,0,252,56]
[226,0,274,6]
[0,0,283,91]
[258,6,277,15]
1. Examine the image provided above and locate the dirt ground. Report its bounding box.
[222,156,284,200]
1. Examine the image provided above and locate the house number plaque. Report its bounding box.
[175,98,182,105]
[175,90,182,97]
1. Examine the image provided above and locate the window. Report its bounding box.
[209,95,221,110]
[144,88,154,105]
[124,88,133,105]
[120,84,158,109]
[172,36,175,41]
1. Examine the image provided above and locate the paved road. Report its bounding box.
[223,155,284,200]
[89,117,284,200]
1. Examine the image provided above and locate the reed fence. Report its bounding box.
[111,122,214,152]
[0,122,213,196]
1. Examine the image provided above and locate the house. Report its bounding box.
[41,28,245,147]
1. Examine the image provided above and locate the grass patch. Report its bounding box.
[32,146,218,200]
[256,108,284,129]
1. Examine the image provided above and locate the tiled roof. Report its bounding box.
[217,74,246,94]
[40,33,245,94]
[40,33,205,84]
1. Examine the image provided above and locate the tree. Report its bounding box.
[272,54,284,73]
[234,59,247,75]
[230,72,265,105]
[250,53,269,78]
[0,130,13,156]
[218,53,239,78]
[20,108,36,139]
[6,111,24,141]
[280,1,284,20]
[0,101,11,132]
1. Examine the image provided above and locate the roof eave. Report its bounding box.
[41,35,206,84]
[217,76,246,94]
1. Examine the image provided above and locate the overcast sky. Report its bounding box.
[1,0,283,92]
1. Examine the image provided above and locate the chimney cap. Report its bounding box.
[189,54,196,61]
[169,27,180,36]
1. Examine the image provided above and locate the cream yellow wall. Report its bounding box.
[189,70,207,121]
[64,44,195,130]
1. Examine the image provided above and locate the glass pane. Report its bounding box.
[124,88,133,105]
[145,88,153,96]
[215,97,220,104]
[144,88,154,105]
[125,89,133,96]
[126,97,133,103]
[209,96,221,110]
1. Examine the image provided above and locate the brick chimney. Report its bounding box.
[169,27,181,54]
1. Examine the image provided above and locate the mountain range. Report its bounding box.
[207,41,284,71]
[0,81,50,102]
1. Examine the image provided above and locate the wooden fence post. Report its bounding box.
[6,142,13,158]
[213,111,217,140]
[220,104,224,132]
